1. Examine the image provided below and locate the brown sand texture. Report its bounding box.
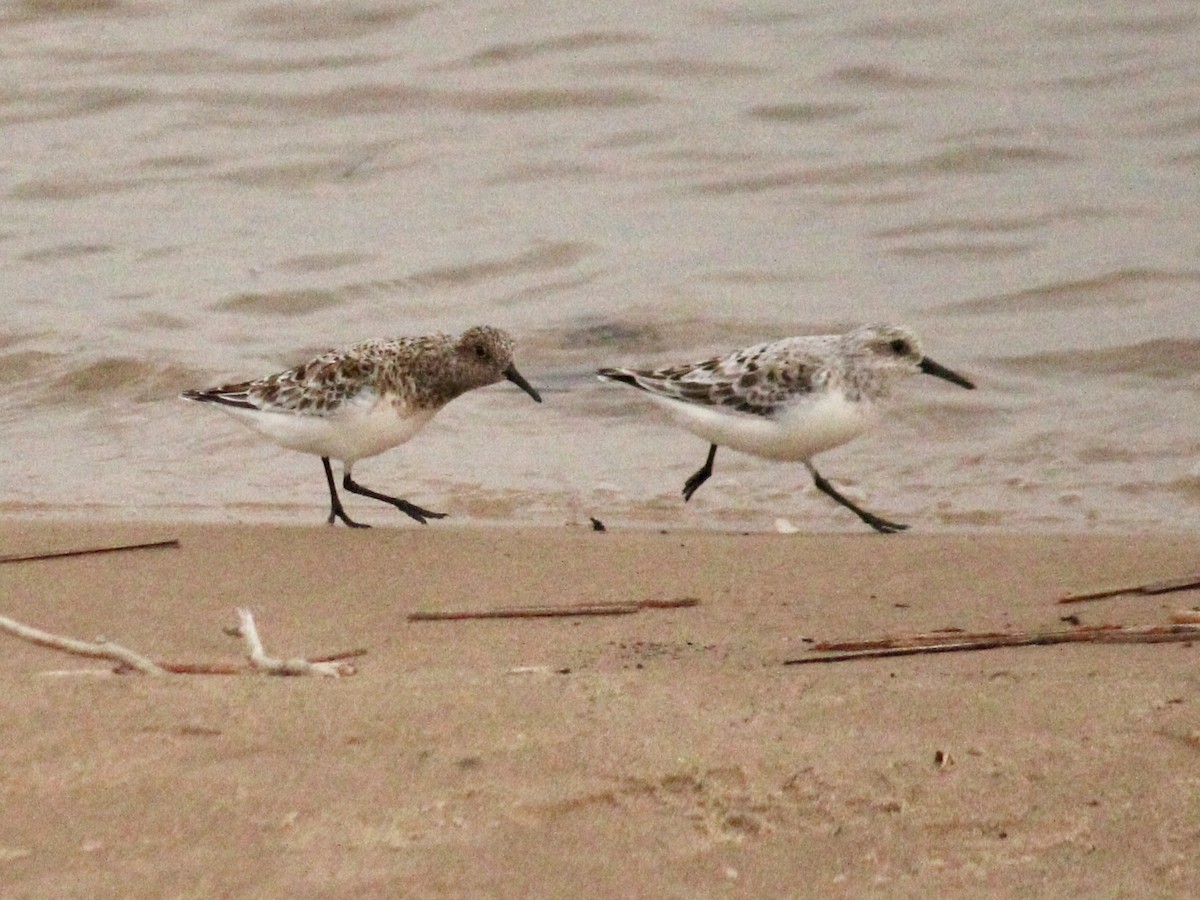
[1,522,1199,897]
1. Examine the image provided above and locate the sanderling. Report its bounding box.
[182,325,542,528]
[597,323,974,533]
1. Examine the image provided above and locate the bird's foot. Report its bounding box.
[860,513,909,534]
[393,501,448,525]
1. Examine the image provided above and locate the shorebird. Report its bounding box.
[183,325,541,527]
[598,323,974,533]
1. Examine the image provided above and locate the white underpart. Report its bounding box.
[643,389,877,462]
[215,392,438,466]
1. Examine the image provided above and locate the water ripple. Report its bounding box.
[236,3,428,42]
[825,64,955,89]
[0,86,147,125]
[940,269,1200,316]
[998,339,1200,380]
[695,143,1074,194]
[748,102,862,123]
[451,32,648,68]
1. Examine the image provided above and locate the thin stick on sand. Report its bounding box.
[0,538,180,565]
[0,609,362,677]
[126,646,368,676]
[407,597,700,622]
[784,623,1200,665]
[0,614,166,674]
[1059,574,1200,604]
[231,608,356,676]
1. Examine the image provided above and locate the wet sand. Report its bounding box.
[1,521,1198,896]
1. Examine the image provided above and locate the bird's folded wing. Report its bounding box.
[612,349,822,418]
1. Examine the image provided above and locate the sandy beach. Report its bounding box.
[1,521,1198,897]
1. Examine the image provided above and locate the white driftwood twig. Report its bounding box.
[234,608,354,677]
[0,610,359,677]
[0,614,165,674]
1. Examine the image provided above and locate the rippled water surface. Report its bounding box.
[3,0,1199,531]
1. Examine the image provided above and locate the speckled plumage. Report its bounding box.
[191,327,523,420]
[598,323,974,533]
[183,325,541,527]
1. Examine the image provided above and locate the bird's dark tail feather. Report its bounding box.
[180,389,258,410]
[597,368,645,391]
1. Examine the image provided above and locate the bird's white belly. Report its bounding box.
[219,399,437,464]
[651,391,874,462]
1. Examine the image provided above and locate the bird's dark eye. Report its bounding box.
[474,344,489,359]
[889,338,910,355]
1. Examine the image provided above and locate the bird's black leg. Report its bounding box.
[322,457,370,528]
[342,470,448,525]
[683,444,718,502]
[805,462,909,534]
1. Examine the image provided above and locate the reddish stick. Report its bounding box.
[408,597,699,621]
[785,623,1200,665]
[1059,574,1200,604]
[0,538,180,565]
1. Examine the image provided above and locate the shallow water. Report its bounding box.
[2,0,1199,531]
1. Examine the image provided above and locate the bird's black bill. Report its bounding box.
[919,357,975,390]
[504,364,543,402]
